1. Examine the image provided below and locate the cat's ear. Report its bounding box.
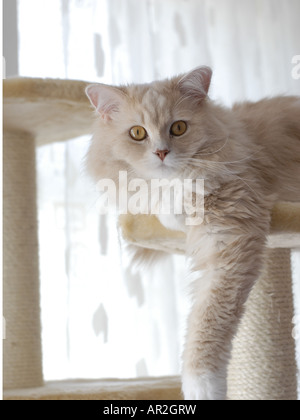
[178,66,212,102]
[86,84,125,122]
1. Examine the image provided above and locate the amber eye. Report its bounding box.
[170,121,187,136]
[129,126,147,141]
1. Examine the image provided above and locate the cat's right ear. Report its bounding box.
[178,66,212,103]
[85,84,125,122]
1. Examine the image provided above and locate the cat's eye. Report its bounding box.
[170,121,187,137]
[129,126,147,141]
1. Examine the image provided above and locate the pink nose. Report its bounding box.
[154,149,170,162]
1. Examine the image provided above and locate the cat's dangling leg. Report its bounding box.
[181,205,271,400]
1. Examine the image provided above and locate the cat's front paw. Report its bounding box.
[182,371,227,400]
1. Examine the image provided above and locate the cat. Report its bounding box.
[85,66,300,400]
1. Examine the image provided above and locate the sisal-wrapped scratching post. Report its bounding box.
[3,131,43,389]
[3,77,94,392]
[228,249,298,400]
[120,214,299,400]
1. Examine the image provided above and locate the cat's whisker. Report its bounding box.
[176,157,261,198]
[204,163,261,198]
[193,136,230,157]
[186,149,263,167]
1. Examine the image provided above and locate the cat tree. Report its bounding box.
[3,78,299,400]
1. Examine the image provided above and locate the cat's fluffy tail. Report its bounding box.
[125,244,170,271]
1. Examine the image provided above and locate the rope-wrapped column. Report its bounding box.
[3,131,43,389]
[228,248,297,400]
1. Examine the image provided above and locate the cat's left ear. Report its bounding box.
[178,66,212,102]
[86,84,125,122]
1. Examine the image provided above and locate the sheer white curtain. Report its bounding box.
[17,0,300,384]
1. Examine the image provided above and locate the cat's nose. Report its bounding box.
[154,149,170,162]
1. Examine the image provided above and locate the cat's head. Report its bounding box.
[86,67,213,181]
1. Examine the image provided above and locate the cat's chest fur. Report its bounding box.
[150,178,206,233]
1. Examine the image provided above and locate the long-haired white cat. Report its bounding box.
[86,67,300,400]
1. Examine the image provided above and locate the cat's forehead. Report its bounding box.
[141,88,168,109]
[127,84,178,126]
[141,89,169,123]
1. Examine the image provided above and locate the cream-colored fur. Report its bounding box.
[86,67,300,400]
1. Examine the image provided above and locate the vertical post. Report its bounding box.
[3,130,43,389]
[3,0,19,77]
[228,249,297,400]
